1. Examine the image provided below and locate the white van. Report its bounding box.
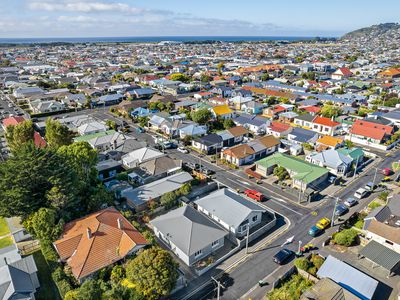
[354,188,368,199]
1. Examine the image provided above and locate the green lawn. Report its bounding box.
[32,250,61,300]
[0,236,13,249]
[0,217,10,236]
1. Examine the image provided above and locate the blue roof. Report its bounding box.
[98,94,123,101]
[134,88,155,96]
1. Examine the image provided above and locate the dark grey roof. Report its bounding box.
[196,134,223,146]
[295,113,315,122]
[151,205,227,256]
[364,117,392,126]
[360,240,400,271]
[194,189,266,228]
[95,159,122,172]
[290,127,317,143]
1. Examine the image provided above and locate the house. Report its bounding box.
[230,96,252,110]
[74,130,130,151]
[30,99,66,114]
[306,149,353,176]
[233,114,269,135]
[53,207,148,282]
[192,134,223,154]
[211,105,234,119]
[221,144,255,166]
[287,127,319,145]
[316,135,343,151]
[77,121,107,136]
[0,245,40,300]
[301,278,363,300]
[96,159,123,181]
[317,255,378,300]
[128,156,182,184]
[121,147,165,169]
[263,105,288,119]
[132,88,156,99]
[2,116,46,148]
[255,153,329,191]
[300,105,321,115]
[331,67,353,80]
[151,205,228,266]
[267,122,292,138]
[241,101,264,115]
[278,111,298,124]
[211,86,232,98]
[97,94,124,106]
[13,87,44,98]
[363,195,400,252]
[195,189,272,237]
[226,126,249,144]
[311,116,342,136]
[349,119,394,146]
[378,68,400,79]
[293,114,315,129]
[178,123,207,138]
[122,172,192,211]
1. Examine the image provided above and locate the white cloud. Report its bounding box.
[57,15,97,23]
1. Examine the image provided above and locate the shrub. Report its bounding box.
[294,258,310,271]
[310,255,324,270]
[111,265,125,283]
[57,279,74,298]
[334,228,358,247]
[308,266,317,276]
[368,200,382,210]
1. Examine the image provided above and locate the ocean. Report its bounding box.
[0,36,320,44]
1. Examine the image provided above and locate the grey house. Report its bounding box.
[151,205,228,266]
[0,245,40,300]
[194,189,267,237]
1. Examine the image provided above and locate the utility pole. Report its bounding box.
[353,158,359,178]
[211,277,225,300]
[372,167,379,187]
[245,225,250,254]
[298,240,302,253]
[331,197,339,227]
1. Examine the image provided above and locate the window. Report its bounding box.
[386,240,394,246]
[324,127,329,132]
[252,215,258,222]
[212,240,219,248]
[194,250,202,257]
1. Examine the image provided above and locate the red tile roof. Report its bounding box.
[2,116,26,128]
[313,116,340,127]
[269,121,291,133]
[335,67,353,76]
[54,207,148,280]
[350,124,386,140]
[302,106,321,113]
[353,119,393,135]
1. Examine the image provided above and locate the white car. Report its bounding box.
[354,188,368,199]
[177,147,189,154]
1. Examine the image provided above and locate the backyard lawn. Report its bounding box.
[31,250,61,300]
[0,236,13,249]
[0,217,10,236]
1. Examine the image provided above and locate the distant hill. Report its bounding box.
[341,23,400,43]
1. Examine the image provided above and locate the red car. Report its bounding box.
[382,168,392,176]
[244,189,265,202]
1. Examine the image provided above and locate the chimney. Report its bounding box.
[117,218,123,230]
[87,228,92,239]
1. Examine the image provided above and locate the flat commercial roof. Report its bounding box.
[360,240,400,272]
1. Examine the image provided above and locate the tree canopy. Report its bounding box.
[126,247,178,300]
[191,108,212,125]
[5,120,35,152]
[320,105,342,118]
[170,73,190,83]
[45,118,74,149]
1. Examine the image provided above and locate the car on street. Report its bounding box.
[136,127,145,133]
[308,225,323,237]
[185,162,199,170]
[364,182,375,191]
[316,217,331,229]
[202,168,214,176]
[382,168,392,176]
[273,249,293,265]
[177,147,189,154]
[354,187,368,199]
[335,204,349,216]
[344,197,358,207]
[244,189,265,202]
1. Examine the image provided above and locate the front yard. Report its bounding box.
[0,236,13,249]
[267,273,314,300]
[0,217,10,236]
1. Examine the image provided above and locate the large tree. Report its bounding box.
[126,247,178,300]
[191,108,212,125]
[320,105,342,118]
[5,120,35,152]
[45,118,74,149]
[25,208,63,243]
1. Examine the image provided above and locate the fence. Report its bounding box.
[19,240,40,255]
[272,266,296,289]
[238,215,277,248]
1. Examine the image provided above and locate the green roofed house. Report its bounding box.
[74,129,117,143]
[337,147,364,165]
[255,152,329,191]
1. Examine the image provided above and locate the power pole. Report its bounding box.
[245,225,250,254]
[331,197,339,227]
[353,158,359,178]
[211,277,225,300]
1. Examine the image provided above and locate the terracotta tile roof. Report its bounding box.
[34,131,47,148]
[353,119,393,135]
[54,207,148,280]
[313,116,340,127]
[269,121,291,133]
[379,68,400,77]
[350,124,386,140]
[334,67,353,76]
[227,126,248,137]
[257,135,280,148]
[243,86,295,99]
[223,144,255,159]
[302,106,321,113]
[2,116,26,128]
[317,136,343,147]
[237,64,282,74]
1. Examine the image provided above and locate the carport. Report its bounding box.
[359,240,400,277]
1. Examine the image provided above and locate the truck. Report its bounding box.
[244,189,265,202]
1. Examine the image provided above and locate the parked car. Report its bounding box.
[185,162,199,170]
[316,217,331,229]
[136,127,145,133]
[177,147,189,154]
[335,204,349,216]
[354,188,368,199]
[382,168,392,176]
[364,182,375,192]
[202,168,214,176]
[273,249,293,265]
[308,225,323,237]
[344,197,358,207]
[244,189,265,202]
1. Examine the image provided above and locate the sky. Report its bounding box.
[0,0,399,38]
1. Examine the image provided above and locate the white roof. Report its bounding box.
[122,147,164,165]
